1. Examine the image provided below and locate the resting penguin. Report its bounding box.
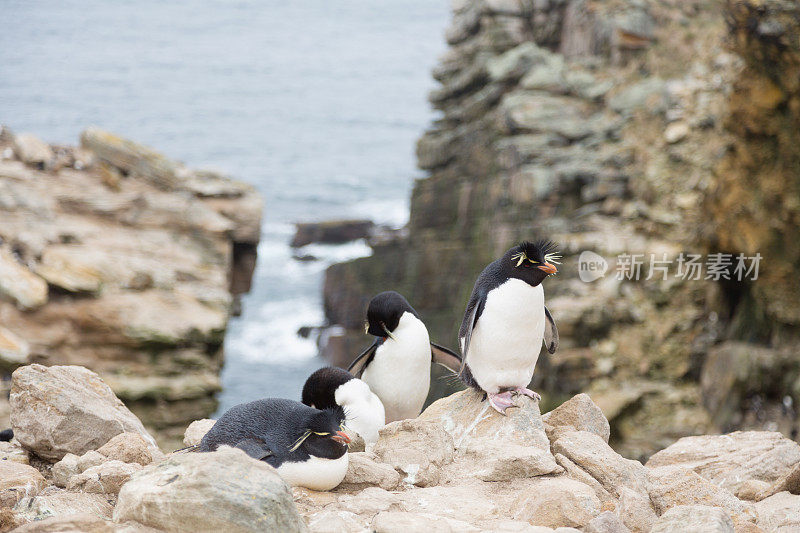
[458,240,560,414]
[348,291,462,423]
[198,398,350,491]
[302,366,385,444]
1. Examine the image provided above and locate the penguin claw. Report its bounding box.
[487,391,515,414]
[514,387,541,402]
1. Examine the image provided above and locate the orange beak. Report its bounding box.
[331,431,351,445]
[537,263,558,275]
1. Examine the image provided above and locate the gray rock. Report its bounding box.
[67,460,142,495]
[371,511,461,533]
[584,511,632,533]
[14,487,114,522]
[97,432,159,466]
[291,219,375,248]
[0,460,47,508]
[542,393,610,442]
[183,419,216,447]
[339,452,401,491]
[77,450,107,473]
[372,419,455,487]
[11,512,115,533]
[10,364,158,461]
[113,446,308,532]
[650,505,734,533]
[488,42,551,82]
[608,78,667,114]
[52,453,81,488]
[0,325,29,371]
[760,462,800,499]
[510,477,601,528]
[645,431,800,494]
[0,247,48,311]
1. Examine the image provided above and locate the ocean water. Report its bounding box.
[1,0,448,413]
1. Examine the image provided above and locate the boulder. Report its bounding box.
[419,389,559,481]
[97,432,159,466]
[0,440,29,465]
[306,509,366,533]
[584,511,632,533]
[113,446,308,533]
[0,247,48,311]
[759,462,800,499]
[52,453,81,488]
[67,460,142,495]
[77,450,107,472]
[14,487,114,522]
[372,419,455,487]
[616,487,658,533]
[10,364,157,461]
[12,133,54,168]
[338,452,401,491]
[371,511,467,533]
[542,393,611,443]
[646,465,756,525]
[754,492,800,532]
[646,431,800,494]
[0,325,30,371]
[291,219,375,248]
[183,419,216,447]
[0,461,46,508]
[510,477,601,529]
[650,505,734,533]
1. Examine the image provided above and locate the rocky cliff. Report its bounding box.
[323,0,800,459]
[0,126,261,447]
[3,364,800,532]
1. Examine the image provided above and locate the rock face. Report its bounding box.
[0,126,261,446]
[113,446,308,533]
[10,364,157,461]
[321,0,800,458]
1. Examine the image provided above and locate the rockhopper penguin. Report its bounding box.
[198,398,350,491]
[302,366,385,444]
[348,291,462,422]
[458,240,560,414]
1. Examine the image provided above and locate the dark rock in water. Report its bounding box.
[291,219,375,248]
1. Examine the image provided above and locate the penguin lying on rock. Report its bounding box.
[302,366,385,444]
[348,291,462,422]
[458,240,560,414]
[198,398,350,491]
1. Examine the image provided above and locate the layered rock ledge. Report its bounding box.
[3,364,800,533]
[0,126,262,446]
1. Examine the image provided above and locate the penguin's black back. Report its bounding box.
[199,398,322,467]
[302,367,354,410]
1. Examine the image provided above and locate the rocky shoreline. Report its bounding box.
[2,363,799,532]
[0,126,262,448]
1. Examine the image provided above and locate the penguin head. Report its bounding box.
[504,240,560,287]
[365,291,418,337]
[291,405,350,460]
[301,366,354,410]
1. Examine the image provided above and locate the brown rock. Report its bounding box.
[737,480,771,501]
[542,393,611,443]
[67,460,142,495]
[510,477,601,528]
[52,453,81,488]
[14,487,114,522]
[0,440,29,465]
[77,450,107,473]
[371,511,458,533]
[372,419,455,487]
[12,512,114,533]
[12,133,54,169]
[0,247,48,311]
[754,491,800,532]
[0,461,46,508]
[97,432,157,466]
[10,364,157,461]
[584,511,632,533]
[338,452,401,491]
[759,462,800,499]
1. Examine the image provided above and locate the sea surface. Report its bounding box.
[1,0,448,413]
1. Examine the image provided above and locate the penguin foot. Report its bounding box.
[487,391,515,414]
[513,387,541,402]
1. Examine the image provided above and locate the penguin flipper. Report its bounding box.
[430,342,462,373]
[461,294,486,361]
[234,437,274,461]
[348,339,380,378]
[544,305,559,354]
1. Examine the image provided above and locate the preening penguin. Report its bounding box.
[458,240,560,414]
[348,291,461,423]
[198,398,350,491]
[302,366,385,444]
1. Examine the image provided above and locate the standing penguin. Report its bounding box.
[198,398,350,491]
[348,291,461,422]
[458,240,560,414]
[302,366,385,444]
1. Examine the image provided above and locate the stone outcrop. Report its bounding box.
[0,125,261,446]
[322,0,800,458]
[2,363,796,532]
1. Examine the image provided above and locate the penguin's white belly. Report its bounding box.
[277,453,349,491]
[361,314,431,422]
[335,379,386,443]
[465,279,545,393]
